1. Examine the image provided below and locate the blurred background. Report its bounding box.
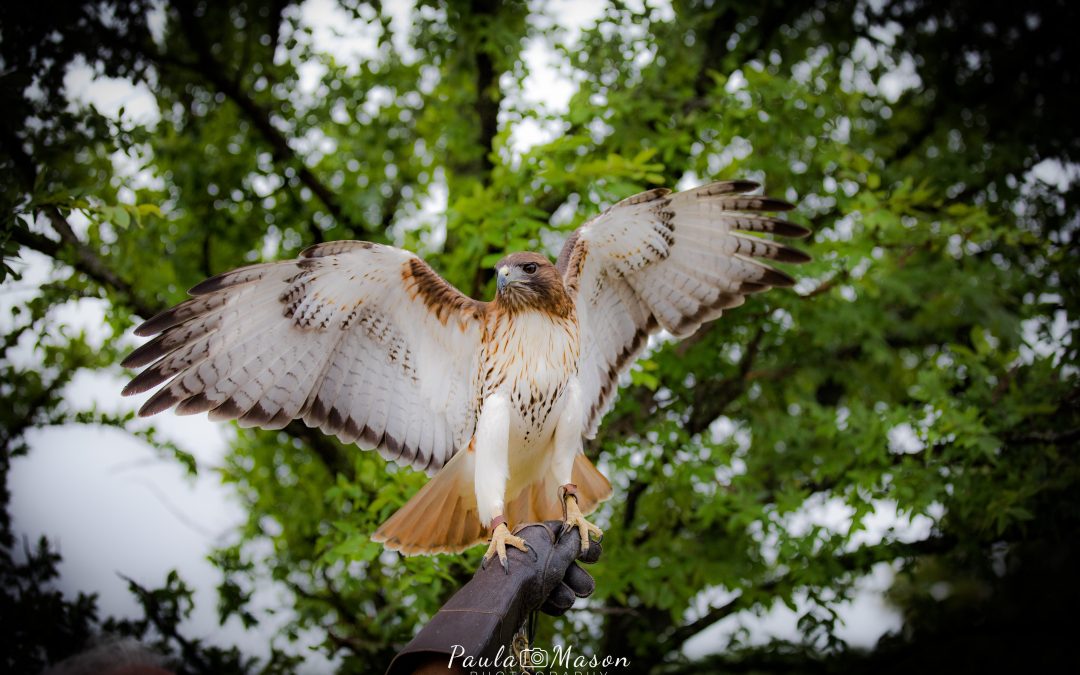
[1,0,1078,673]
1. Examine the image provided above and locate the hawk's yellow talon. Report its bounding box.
[563,494,603,554]
[483,522,529,573]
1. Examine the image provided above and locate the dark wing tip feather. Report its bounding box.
[772,245,813,264]
[122,335,169,369]
[300,240,374,258]
[134,300,196,337]
[382,432,402,457]
[237,402,292,430]
[175,393,215,416]
[359,425,382,450]
[210,398,245,420]
[619,187,673,206]
[133,309,175,337]
[725,179,762,194]
[696,180,760,196]
[323,406,348,437]
[738,281,770,294]
[189,273,230,296]
[135,294,229,338]
[138,388,182,417]
[749,197,796,212]
[266,410,294,430]
[122,366,171,396]
[760,266,797,287]
[306,396,329,425]
[239,402,273,426]
[238,399,293,425]
[768,219,812,239]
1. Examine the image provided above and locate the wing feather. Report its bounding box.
[124,241,486,474]
[561,180,810,437]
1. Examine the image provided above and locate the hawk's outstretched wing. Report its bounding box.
[122,241,485,473]
[556,181,811,438]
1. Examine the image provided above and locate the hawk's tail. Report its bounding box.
[372,448,486,556]
[372,451,613,556]
[505,454,613,525]
[573,453,615,512]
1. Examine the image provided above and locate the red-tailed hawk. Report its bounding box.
[122,181,809,567]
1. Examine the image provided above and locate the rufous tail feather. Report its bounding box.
[373,452,612,556]
[505,454,612,525]
[372,449,486,555]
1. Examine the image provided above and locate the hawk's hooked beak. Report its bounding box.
[497,265,513,292]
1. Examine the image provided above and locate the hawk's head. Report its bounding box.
[494,252,572,316]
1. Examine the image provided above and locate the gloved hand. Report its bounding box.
[529,520,601,616]
[386,520,602,674]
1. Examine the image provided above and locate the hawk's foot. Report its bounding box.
[482,518,530,573]
[560,484,603,554]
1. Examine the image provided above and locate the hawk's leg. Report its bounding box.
[560,483,603,554]
[550,381,601,554]
[482,515,530,573]
[475,392,529,572]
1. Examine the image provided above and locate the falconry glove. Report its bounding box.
[386,520,601,675]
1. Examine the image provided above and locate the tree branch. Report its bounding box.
[121,575,212,674]
[41,207,161,319]
[616,325,767,539]
[686,323,766,436]
[2,128,161,320]
[687,7,739,110]
[665,536,957,650]
[473,19,499,179]
[285,421,352,479]
[885,95,945,165]
[4,127,350,479]
[668,585,772,647]
[379,181,404,234]
[172,2,363,236]
[286,575,378,657]
[1007,427,1080,445]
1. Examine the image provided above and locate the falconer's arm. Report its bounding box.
[386,521,602,675]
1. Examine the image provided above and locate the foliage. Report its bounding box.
[1,0,1078,672]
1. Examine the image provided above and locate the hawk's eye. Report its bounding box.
[522,263,538,274]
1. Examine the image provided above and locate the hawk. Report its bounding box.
[122,181,809,567]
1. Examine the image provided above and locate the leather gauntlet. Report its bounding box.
[387,520,601,674]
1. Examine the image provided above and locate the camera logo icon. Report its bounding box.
[520,647,549,668]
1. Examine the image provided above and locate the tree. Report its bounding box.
[2,0,1077,672]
